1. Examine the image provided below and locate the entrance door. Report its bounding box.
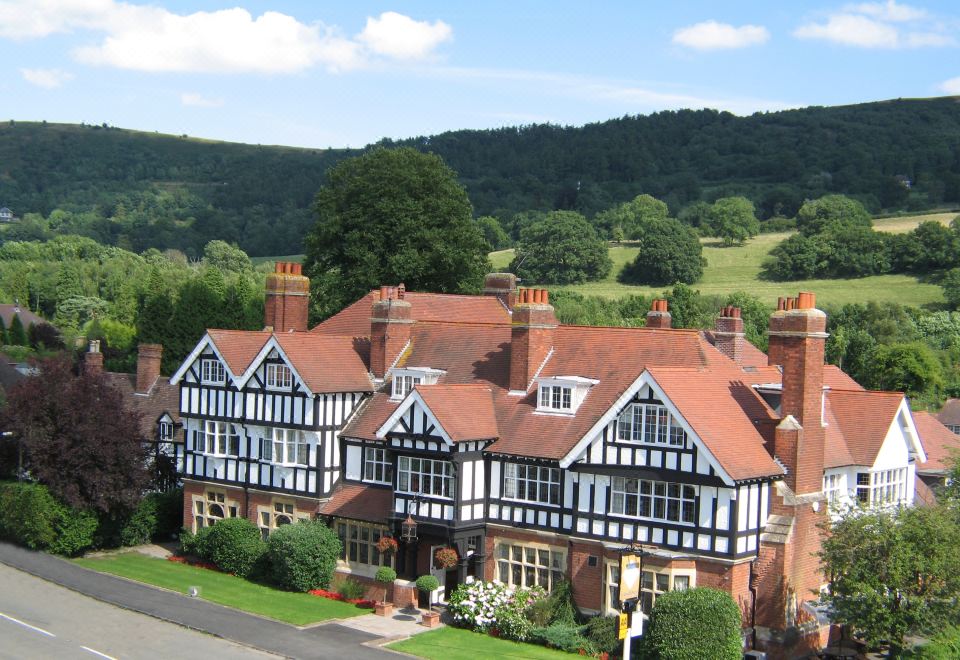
[429,545,448,604]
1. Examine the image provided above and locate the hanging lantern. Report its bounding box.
[401,513,417,542]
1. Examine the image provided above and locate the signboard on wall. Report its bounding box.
[618,553,641,603]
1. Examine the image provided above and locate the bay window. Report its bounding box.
[199,421,239,456]
[260,428,308,466]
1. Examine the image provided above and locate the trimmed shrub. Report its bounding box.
[337,578,366,600]
[530,623,596,655]
[267,520,341,591]
[0,482,60,549]
[375,566,397,583]
[204,517,266,577]
[494,585,547,642]
[585,615,619,655]
[119,496,158,547]
[49,507,98,556]
[647,587,742,660]
[179,525,213,558]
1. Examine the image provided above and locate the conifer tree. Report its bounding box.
[8,313,27,346]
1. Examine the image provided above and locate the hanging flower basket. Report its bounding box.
[377,536,399,554]
[434,546,459,569]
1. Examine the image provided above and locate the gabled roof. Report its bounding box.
[826,389,906,466]
[271,333,372,394]
[936,398,960,427]
[103,372,180,440]
[207,329,272,376]
[312,290,511,336]
[414,384,499,442]
[0,304,45,330]
[913,411,960,475]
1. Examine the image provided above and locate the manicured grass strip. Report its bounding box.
[386,626,576,659]
[74,553,365,625]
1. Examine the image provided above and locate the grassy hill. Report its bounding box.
[491,212,957,307]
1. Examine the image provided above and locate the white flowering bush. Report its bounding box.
[446,580,548,641]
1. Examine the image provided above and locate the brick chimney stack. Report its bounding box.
[770,292,827,495]
[482,272,518,309]
[509,288,557,393]
[264,262,309,333]
[370,285,413,379]
[646,299,671,329]
[84,339,103,375]
[715,306,745,364]
[136,343,163,395]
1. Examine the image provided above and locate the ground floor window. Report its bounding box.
[335,520,394,568]
[258,501,309,540]
[495,541,565,591]
[603,561,694,615]
[193,490,238,530]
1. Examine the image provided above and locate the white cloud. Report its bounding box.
[20,67,73,88]
[847,0,926,22]
[181,92,223,108]
[672,20,770,51]
[357,11,452,59]
[939,76,960,94]
[795,2,953,49]
[0,1,451,74]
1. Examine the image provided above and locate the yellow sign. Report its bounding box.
[618,613,629,640]
[619,553,641,602]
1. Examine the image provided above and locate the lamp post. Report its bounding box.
[618,544,647,660]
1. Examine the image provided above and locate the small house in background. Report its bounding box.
[0,303,45,338]
[913,410,960,503]
[0,207,13,223]
[936,398,960,435]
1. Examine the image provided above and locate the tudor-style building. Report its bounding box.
[173,266,933,658]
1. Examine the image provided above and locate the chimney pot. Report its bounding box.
[274,262,283,274]
[398,283,406,300]
[542,290,549,305]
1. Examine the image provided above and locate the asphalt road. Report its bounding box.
[0,563,279,660]
[0,543,391,660]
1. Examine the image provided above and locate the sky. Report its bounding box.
[2,0,960,149]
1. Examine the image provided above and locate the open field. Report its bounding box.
[491,212,958,307]
[386,626,576,659]
[74,553,366,625]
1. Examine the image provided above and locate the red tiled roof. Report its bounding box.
[823,401,855,469]
[273,333,372,394]
[913,411,960,474]
[312,290,511,336]
[207,329,271,375]
[320,483,393,523]
[341,393,399,441]
[103,372,180,440]
[826,389,904,466]
[416,384,499,442]
[646,366,784,481]
[700,330,770,369]
[936,398,960,427]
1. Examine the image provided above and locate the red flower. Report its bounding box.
[376,536,399,554]
[434,547,458,569]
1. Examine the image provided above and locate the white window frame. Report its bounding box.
[389,367,445,400]
[199,421,239,457]
[265,363,293,390]
[397,456,453,499]
[610,477,696,524]
[638,567,694,616]
[392,374,422,400]
[258,501,307,539]
[496,542,565,592]
[503,462,561,505]
[158,420,174,441]
[616,403,686,446]
[363,447,393,484]
[269,428,308,466]
[823,473,842,506]
[539,385,572,412]
[201,358,226,385]
[856,468,908,506]
[335,520,395,568]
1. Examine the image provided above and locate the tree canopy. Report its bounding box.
[509,211,612,284]
[707,196,760,246]
[619,218,705,286]
[1,356,150,513]
[594,194,669,239]
[303,147,491,320]
[795,194,872,236]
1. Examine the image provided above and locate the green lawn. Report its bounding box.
[74,553,366,625]
[489,212,955,307]
[251,253,303,266]
[387,626,577,659]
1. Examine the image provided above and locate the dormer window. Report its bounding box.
[266,363,292,390]
[390,367,444,400]
[536,376,598,414]
[201,358,226,385]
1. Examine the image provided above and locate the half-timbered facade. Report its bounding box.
[174,266,935,658]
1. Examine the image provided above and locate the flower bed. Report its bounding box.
[308,587,376,609]
[167,554,220,572]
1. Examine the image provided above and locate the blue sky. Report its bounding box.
[2,1,959,148]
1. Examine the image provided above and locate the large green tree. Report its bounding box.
[820,504,960,653]
[708,196,760,246]
[303,147,490,319]
[619,218,705,286]
[594,194,669,240]
[509,211,612,284]
[795,194,873,236]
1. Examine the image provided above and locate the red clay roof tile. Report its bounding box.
[415,384,499,442]
[826,389,904,466]
[913,411,960,474]
[320,483,393,523]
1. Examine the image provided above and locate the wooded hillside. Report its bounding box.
[2,97,959,256]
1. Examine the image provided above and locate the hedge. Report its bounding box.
[647,587,742,660]
[204,517,266,577]
[0,481,96,555]
[267,520,341,591]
